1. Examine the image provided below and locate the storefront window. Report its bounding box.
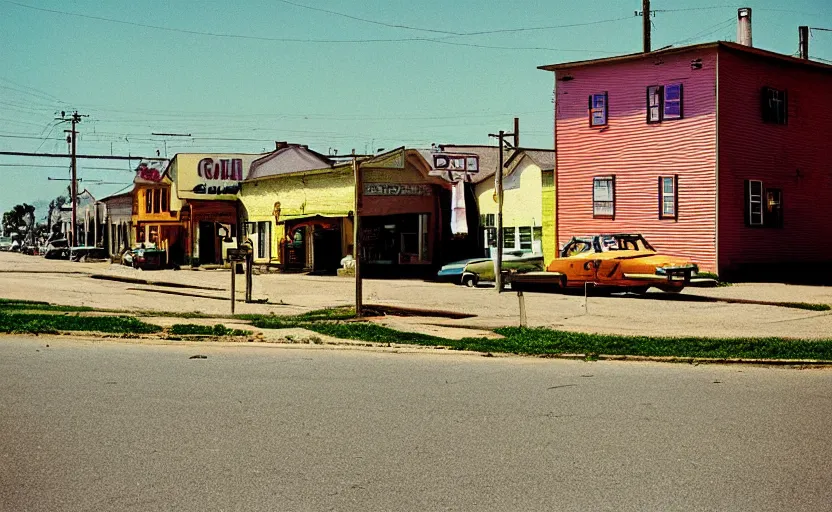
[503,228,516,249]
[519,227,533,251]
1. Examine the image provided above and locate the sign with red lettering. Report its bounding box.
[133,159,169,184]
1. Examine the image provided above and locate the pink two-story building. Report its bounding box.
[540,41,832,279]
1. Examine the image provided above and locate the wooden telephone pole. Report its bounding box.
[488,118,519,293]
[642,0,651,53]
[57,111,87,246]
[353,155,363,317]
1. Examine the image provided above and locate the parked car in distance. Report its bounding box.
[511,234,715,293]
[0,236,12,251]
[122,245,166,270]
[437,251,545,287]
[43,239,70,260]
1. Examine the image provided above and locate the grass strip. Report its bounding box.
[0,298,94,313]
[169,324,252,336]
[0,311,161,335]
[249,312,832,361]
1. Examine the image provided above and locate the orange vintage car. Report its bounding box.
[511,234,714,294]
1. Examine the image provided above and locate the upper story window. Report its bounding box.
[593,176,615,218]
[589,92,608,127]
[647,83,683,123]
[145,188,170,214]
[761,87,787,125]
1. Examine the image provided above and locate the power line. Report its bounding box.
[0,151,153,160]
[275,0,456,35]
[5,0,631,52]
[0,164,132,171]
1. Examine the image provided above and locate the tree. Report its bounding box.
[2,203,35,237]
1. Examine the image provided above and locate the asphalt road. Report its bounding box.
[2,337,832,511]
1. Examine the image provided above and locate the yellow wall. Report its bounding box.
[541,170,556,261]
[239,167,354,262]
[475,158,543,228]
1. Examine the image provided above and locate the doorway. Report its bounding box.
[198,222,218,265]
[313,227,342,274]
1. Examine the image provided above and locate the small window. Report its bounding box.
[647,85,662,123]
[659,175,678,219]
[144,190,152,214]
[664,84,683,120]
[589,92,608,127]
[480,213,495,227]
[153,189,161,214]
[646,84,683,122]
[519,227,533,251]
[148,225,159,244]
[593,176,615,218]
[762,87,787,124]
[765,189,783,228]
[161,189,169,213]
[745,180,764,226]
[503,227,516,249]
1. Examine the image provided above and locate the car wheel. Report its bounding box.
[462,274,479,288]
[659,286,684,294]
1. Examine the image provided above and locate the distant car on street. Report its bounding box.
[122,245,166,270]
[43,239,70,260]
[437,251,545,287]
[0,236,12,252]
[511,233,715,294]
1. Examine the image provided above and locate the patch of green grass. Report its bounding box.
[169,324,252,336]
[773,302,831,312]
[0,312,161,335]
[0,298,93,313]
[490,327,832,361]
[241,307,356,327]
[697,272,732,287]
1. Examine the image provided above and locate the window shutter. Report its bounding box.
[657,176,662,219]
[760,86,770,123]
[744,180,750,226]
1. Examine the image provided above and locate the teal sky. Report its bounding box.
[1,0,830,217]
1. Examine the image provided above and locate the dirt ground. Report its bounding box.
[1,252,831,339]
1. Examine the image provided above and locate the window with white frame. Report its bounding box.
[593,176,615,218]
[647,83,683,123]
[500,226,544,254]
[659,175,678,219]
[745,180,783,228]
[746,180,764,226]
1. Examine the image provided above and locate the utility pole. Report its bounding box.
[352,154,363,317]
[642,0,651,53]
[56,111,87,246]
[799,26,809,60]
[488,119,518,293]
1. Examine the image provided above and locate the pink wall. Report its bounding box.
[554,48,718,271]
[717,49,832,274]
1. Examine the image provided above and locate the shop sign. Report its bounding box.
[363,183,431,196]
[134,159,169,183]
[192,158,243,195]
[432,153,479,172]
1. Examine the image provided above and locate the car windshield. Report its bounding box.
[597,235,654,252]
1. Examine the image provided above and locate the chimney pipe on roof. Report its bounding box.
[799,26,809,60]
[275,141,288,150]
[737,8,752,47]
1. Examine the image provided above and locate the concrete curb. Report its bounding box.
[538,352,832,367]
